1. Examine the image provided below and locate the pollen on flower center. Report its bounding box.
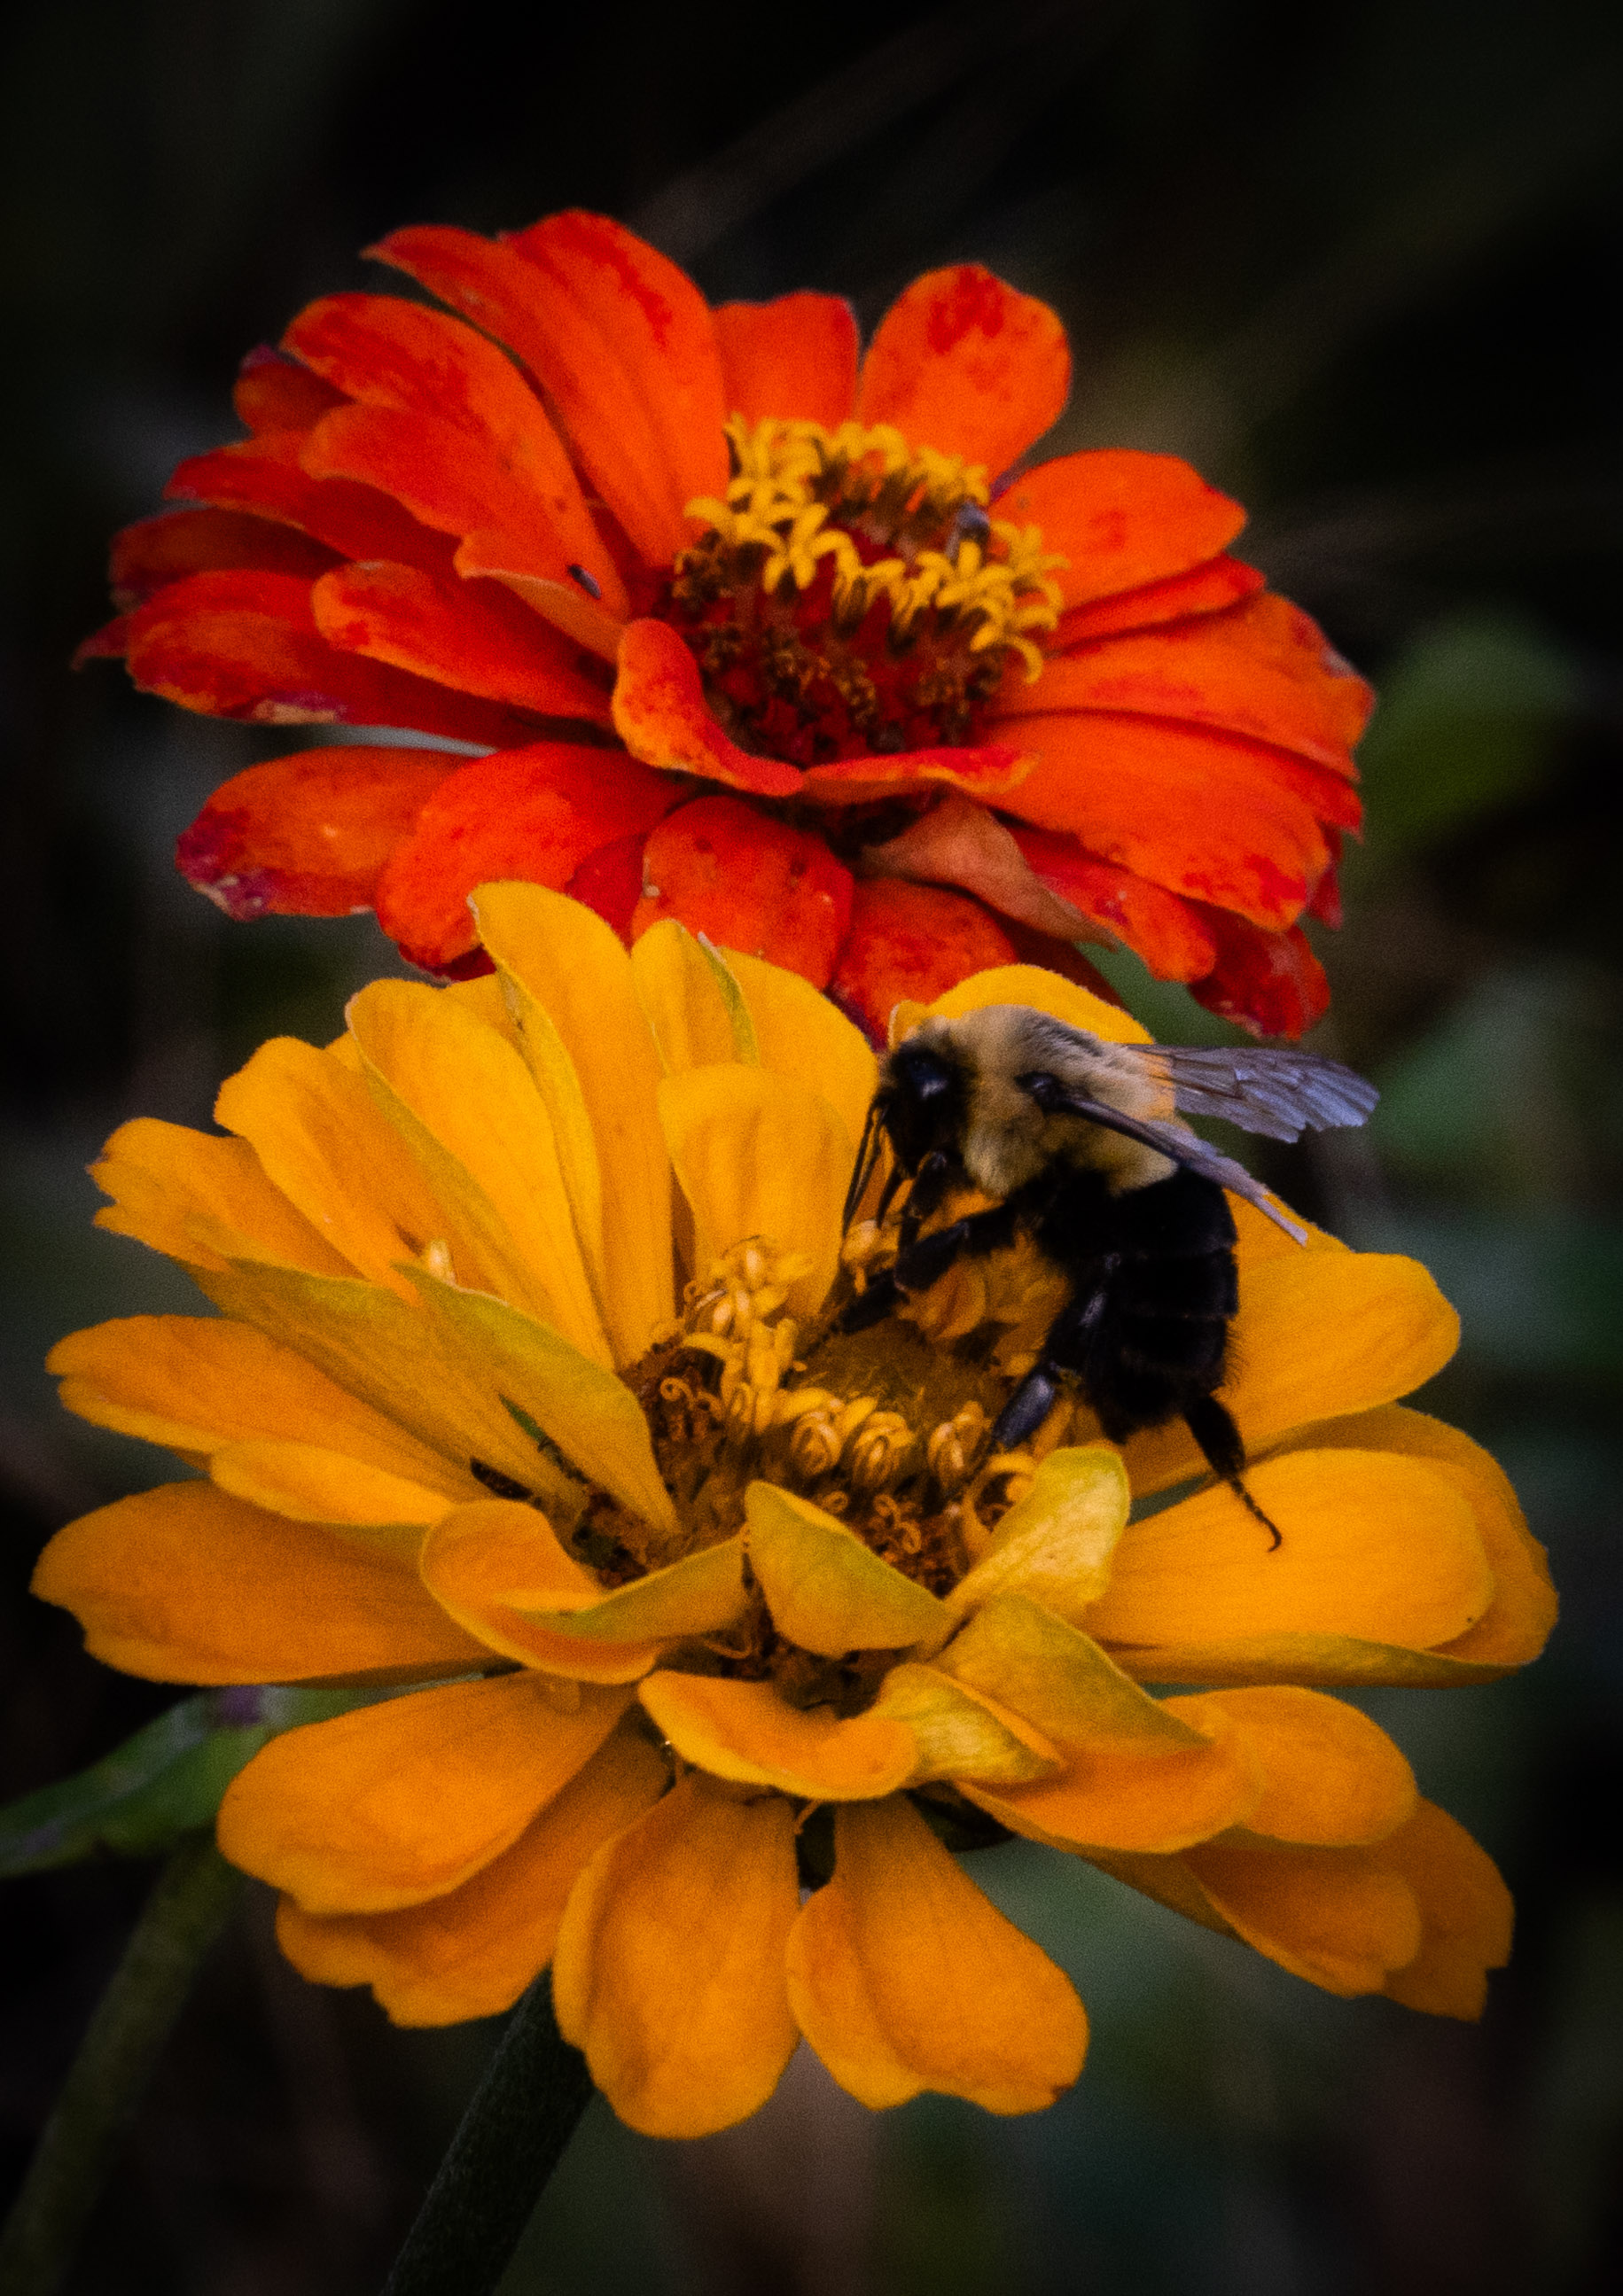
[659,416,1065,767]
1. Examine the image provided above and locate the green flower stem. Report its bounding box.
[0,1832,242,2296]
[380,1975,594,2296]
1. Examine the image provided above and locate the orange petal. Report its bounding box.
[613,619,802,798]
[32,1480,485,1685]
[551,1771,800,2136]
[858,267,1070,478]
[90,1116,348,1276]
[1378,1802,1513,2019]
[997,713,1331,930]
[798,742,1032,806]
[372,222,705,572]
[276,1724,670,2024]
[1275,1406,1557,1673]
[860,792,1092,943]
[1170,1686,1416,1847]
[827,880,1018,1046]
[1189,911,1330,1040]
[176,747,454,922]
[309,563,613,722]
[1089,1449,1494,1673]
[232,343,345,434]
[1008,829,1217,981]
[218,1675,632,1913]
[1053,554,1266,643]
[110,508,340,606]
[282,292,620,605]
[372,741,679,969]
[639,1673,917,1800]
[1181,1836,1423,1997]
[1009,597,1370,774]
[123,570,540,750]
[501,213,730,561]
[997,452,1246,611]
[632,796,853,987]
[714,292,859,428]
[786,1797,1087,2112]
[167,432,453,570]
[1123,1250,1460,1495]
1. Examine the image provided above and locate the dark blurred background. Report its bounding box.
[3,2,1621,2289]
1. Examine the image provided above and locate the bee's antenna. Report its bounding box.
[843,1099,887,1230]
[1182,1395,1283,1552]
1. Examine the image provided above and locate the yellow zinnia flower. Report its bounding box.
[34,886,1555,2137]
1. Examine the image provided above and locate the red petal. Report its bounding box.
[232,346,345,436]
[858,267,1070,478]
[74,617,131,664]
[372,216,730,571]
[1307,836,1345,927]
[995,925,1127,1008]
[859,792,1091,940]
[714,293,859,428]
[997,453,1247,611]
[1190,915,1330,1041]
[1055,554,1264,644]
[109,510,339,607]
[374,741,681,969]
[827,880,1018,1045]
[122,570,544,748]
[1007,829,1218,982]
[176,747,456,919]
[612,619,801,798]
[309,563,613,724]
[1009,594,1370,773]
[798,743,1033,806]
[630,796,854,988]
[282,293,622,609]
[566,831,649,943]
[168,434,451,572]
[1001,713,1333,930]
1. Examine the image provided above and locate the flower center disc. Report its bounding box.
[659,418,1064,766]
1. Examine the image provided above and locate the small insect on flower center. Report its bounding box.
[657,417,1065,766]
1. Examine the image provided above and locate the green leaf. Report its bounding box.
[0,1685,378,1876]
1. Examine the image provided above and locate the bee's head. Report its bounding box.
[876,1034,971,1174]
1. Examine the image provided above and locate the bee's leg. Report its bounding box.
[839,1268,903,1333]
[990,1274,1112,1451]
[1182,1394,1283,1550]
[891,1196,1023,1293]
[990,1367,1062,1451]
[896,1151,962,1252]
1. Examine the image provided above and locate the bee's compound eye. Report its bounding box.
[896,1049,955,1101]
[1016,1070,1063,1110]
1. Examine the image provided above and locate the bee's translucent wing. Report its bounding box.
[1150,1047,1378,1142]
[1033,1086,1311,1243]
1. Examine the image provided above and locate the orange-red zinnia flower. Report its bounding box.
[85,212,1369,1039]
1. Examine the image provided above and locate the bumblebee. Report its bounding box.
[839,1006,1378,1544]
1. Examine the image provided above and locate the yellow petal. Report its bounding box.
[1270,1405,1556,1671]
[347,978,609,1364]
[218,1676,632,1913]
[942,1592,1212,1748]
[92,1118,348,1276]
[472,883,674,1359]
[785,1797,1088,2113]
[32,1480,486,1685]
[745,1483,947,1654]
[1377,1801,1513,2019]
[48,1316,472,1498]
[722,950,878,1154]
[923,964,1151,1045]
[659,1068,849,1319]
[422,1505,747,1683]
[408,1273,678,1541]
[551,1771,800,2136]
[214,1037,453,1298]
[638,1673,917,1799]
[207,1441,456,1537]
[1125,1254,1460,1493]
[1168,1686,1417,1846]
[194,1262,581,1514]
[631,919,755,1072]
[1181,1836,1424,1997]
[868,1662,1059,1786]
[1087,1450,1494,1671]
[944,1446,1129,1634]
[274,1724,669,2024]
